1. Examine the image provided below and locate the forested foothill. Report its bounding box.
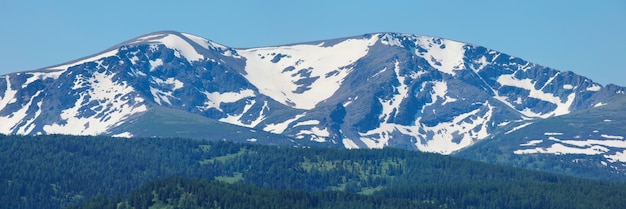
[1,134,625,209]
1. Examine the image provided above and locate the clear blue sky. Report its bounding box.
[1,0,624,86]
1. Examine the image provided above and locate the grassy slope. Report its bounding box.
[109,106,307,146]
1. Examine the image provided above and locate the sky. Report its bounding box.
[1,0,624,86]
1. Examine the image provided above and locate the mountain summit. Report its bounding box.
[1,31,625,160]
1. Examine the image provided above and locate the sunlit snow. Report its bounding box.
[181,32,229,52]
[544,132,564,136]
[263,113,306,134]
[112,132,133,138]
[513,143,607,155]
[358,101,494,154]
[601,134,624,140]
[296,127,330,142]
[605,151,626,163]
[43,72,147,135]
[497,74,576,117]
[199,89,255,111]
[293,120,320,127]
[149,59,163,72]
[378,61,408,122]
[0,90,42,134]
[0,76,18,115]
[153,77,184,91]
[342,138,360,149]
[586,84,601,91]
[504,122,533,135]
[514,134,626,166]
[520,140,543,146]
[594,102,607,107]
[414,37,466,76]
[218,100,267,128]
[136,34,205,62]
[378,33,467,76]
[237,35,378,109]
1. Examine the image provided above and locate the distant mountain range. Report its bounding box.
[1,31,625,179]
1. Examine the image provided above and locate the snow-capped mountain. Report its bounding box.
[1,31,625,161]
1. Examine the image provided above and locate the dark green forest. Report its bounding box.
[1,134,625,209]
[68,177,436,209]
[68,176,626,209]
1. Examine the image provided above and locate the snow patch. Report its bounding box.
[199,89,255,111]
[563,84,574,90]
[112,132,133,138]
[515,135,626,164]
[594,102,607,107]
[379,33,467,75]
[293,120,320,127]
[21,72,62,88]
[601,134,624,140]
[520,140,543,146]
[343,96,358,107]
[149,59,163,72]
[0,76,18,114]
[586,84,601,91]
[414,37,466,75]
[182,33,240,58]
[218,100,258,127]
[497,74,576,117]
[359,101,494,154]
[0,89,43,134]
[378,61,408,122]
[150,87,174,105]
[605,151,626,163]
[415,102,494,154]
[505,122,533,135]
[263,113,306,134]
[43,72,147,135]
[237,35,378,109]
[17,97,43,134]
[296,127,330,143]
[514,143,606,155]
[342,138,360,149]
[153,77,184,91]
[544,132,564,136]
[143,34,205,62]
[552,138,626,148]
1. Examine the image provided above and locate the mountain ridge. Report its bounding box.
[1,31,624,164]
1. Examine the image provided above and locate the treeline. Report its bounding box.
[1,134,625,209]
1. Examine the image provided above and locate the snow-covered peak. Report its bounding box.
[46,31,226,72]
[3,30,625,159]
[378,33,467,75]
[181,32,228,51]
[127,31,206,62]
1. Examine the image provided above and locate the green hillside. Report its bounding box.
[108,106,306,146]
